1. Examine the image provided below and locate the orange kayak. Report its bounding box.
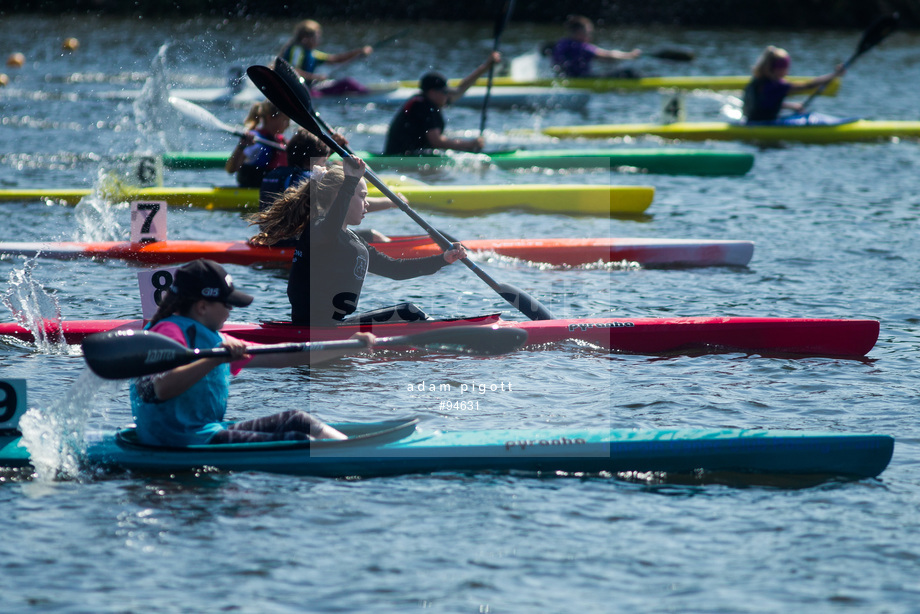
[0,236,754,268]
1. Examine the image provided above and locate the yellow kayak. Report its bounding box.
[542,119,920,144]
[396,75,840,95]
[0,184,654,217]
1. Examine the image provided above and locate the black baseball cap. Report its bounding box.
[170,259,253,307]
[419,72,448,92]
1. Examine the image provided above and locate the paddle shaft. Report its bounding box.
[169,97,285,150]
[800,13,899,111]
[83,326,528,379]
[325,28,411,77]
[248,60,556,320]
[480,0,515,135]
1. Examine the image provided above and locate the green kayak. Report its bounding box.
[161,148,754,177]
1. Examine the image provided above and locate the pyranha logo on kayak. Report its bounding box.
[144,349,177,363]
[505,437,587,451]
[567,322,634,331]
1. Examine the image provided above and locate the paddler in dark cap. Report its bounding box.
[383,51,501,155]
[131,259,374,447]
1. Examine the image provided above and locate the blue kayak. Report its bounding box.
[0,418,893,480]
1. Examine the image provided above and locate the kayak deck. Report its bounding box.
[0,236,755,268]
[397,75,841,95]
[541,120,920,144]
[0,421,892,479]
[161,148,755,177]
[0,315,880,358]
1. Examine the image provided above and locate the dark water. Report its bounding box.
[1,14,920,613]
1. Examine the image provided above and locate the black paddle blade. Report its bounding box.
[496,282,555,321]
[398,326,527,356]
[856,13,899,57]
[82,329,200,380]
[246,65,328,145]
[649,47,695,62]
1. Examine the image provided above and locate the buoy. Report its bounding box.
[62,38,80,52]
[0,74,8,87]
[6,52,25,68]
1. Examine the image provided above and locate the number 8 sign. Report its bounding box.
[137,268,178,320]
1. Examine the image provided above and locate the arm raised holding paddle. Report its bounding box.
[383,51,501,155]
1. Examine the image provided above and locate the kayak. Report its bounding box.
[0,236,756,268]
[0,314,880,357]
[397,75,841,95]
[162,148,755,177]
[0,418,893,479]
[102,82,591,111]
[0,184,654,216]
[541,119,920,144]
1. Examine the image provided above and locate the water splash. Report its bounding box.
[132,43,173,153]
[19,369,113,481]
[71,168,128,241]
[2,260,71,353]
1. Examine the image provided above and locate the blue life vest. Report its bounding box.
[130,315,230,446]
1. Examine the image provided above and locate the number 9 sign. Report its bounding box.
[0,379,27,429]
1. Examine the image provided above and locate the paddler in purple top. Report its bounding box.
[551,14,641,78]
[742,46,845,122]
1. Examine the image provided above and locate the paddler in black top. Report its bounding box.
[254,157,466,325]
[256,129,397,245]
[383,51,501,155]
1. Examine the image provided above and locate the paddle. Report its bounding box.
[648,48,695,62]
[168,96,285,150]
[83,326,528,380]
[800,12,900,111]
[323,28,412,79]
[247,59,556,321]
[480,0,515,136]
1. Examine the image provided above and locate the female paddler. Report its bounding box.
[248,157,466,325]
[131,258,374,446]
[742,46,845,122]
[225,101,290,188]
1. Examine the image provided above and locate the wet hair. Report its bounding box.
[247,165,347,246]
[286,129,331,169]
[242,101,283,131]
[752,46,791,80]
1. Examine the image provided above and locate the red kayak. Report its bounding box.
[0,236,754,268]
[0,314,879,357]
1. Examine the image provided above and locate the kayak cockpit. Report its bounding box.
[113,418,421,454]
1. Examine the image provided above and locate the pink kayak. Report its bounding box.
[0,314,879,357]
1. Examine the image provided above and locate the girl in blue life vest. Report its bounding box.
[742,46,845,122]
[276,19,371,93]
[247,157,466,326]
[130,259,374,447]
[225,101,290,188]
